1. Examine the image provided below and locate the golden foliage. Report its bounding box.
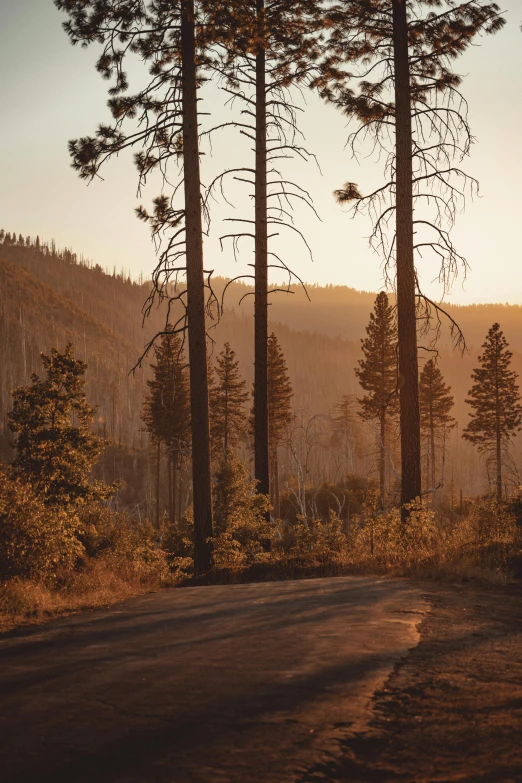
[212,458,274,567]
[0,468,82,582]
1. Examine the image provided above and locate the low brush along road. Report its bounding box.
[1,576,522,782]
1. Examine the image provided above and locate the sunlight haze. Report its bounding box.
[1,0,521,304]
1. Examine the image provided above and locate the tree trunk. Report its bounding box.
[156,440,161,530]
[274,447,280,519]
[178,464,183,522]
[379,411,386,510]
[254,0,270,508]
[168,453,174,522]
[181,0,213,574]
[496,423,502,503]
[269,453,275,507]
[172,459,178,524]
[392,0,421,514]
[430,404,436,500]
[224,390,229,462]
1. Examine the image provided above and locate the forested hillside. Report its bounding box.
[1,233,521,499]
[0,238,364,449]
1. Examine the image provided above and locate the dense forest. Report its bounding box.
[1,234,521,515]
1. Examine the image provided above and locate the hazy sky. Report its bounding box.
[1,1,521,304]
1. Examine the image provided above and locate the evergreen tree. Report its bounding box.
[209,0,324,506]
[8,344,112,507]
[419,359,455,495]
[267,333,293,518]
[327,0,504,512]
[141,328,191,525]
[56,0,216,573]
[356,292,398,508]
[212,456,272,564]
[331,394,358,475]
[463,324,522,502]
[210,343,249,462]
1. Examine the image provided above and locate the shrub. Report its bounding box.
[347,500,438,572]
[348,495,520,579]
[448,495,520,575]
[277,513,348,564]
[161,510,194,565]
[212,459,274,566]
[506,487,522,527]
[78,504,170,585]
[0,468,83,582]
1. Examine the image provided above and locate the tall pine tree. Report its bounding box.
[331,394,358,476]
[267,333,293,518]
[463,324,522,502]
[56,0,215,574]
[210,343,249,463]
[419,359,455,496]
[8,344,112,508]
[356,292,398,509]
[326,0,504,512]
[141,328,191,526]
[208,0,323,507]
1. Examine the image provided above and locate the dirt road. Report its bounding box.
[0,577,426,783]
[300,582,522,783]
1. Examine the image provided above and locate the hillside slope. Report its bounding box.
[0,244,364,460]
[1,235,521,495]
[0,257,148,456]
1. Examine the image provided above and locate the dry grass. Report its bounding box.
[187,499,522,587]
[3,497,520,632]
[0,555,174,633]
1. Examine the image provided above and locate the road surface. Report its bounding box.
[0,577,426,783]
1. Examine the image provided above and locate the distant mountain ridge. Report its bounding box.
[1,236,521,487]
[0,241,364,459]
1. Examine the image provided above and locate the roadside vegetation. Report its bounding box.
[1,327,521,631]
[2,463,521,632]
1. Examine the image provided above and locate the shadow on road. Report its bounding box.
[0,577,426,783]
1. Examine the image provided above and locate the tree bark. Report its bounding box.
[392,0,421,514]
[156,440,161,530]
[181,0,213,574]
[274,447,280,519]
[493,347,502,503]
[178,465,183,522]
[496,422,502,503]
[254,0,270,508]
[430,403,436,495]
[379,411,386,510]
[168,453,174,522]
[172,459,178,524]
[224,387,229,462]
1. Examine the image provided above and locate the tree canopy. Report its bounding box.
[8,344,113,507]
[463,323,522,500]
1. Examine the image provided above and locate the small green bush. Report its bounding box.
[78,504,169,584]
[212,458,274,566]
[277,513,348,564]
[0,468,82,582]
